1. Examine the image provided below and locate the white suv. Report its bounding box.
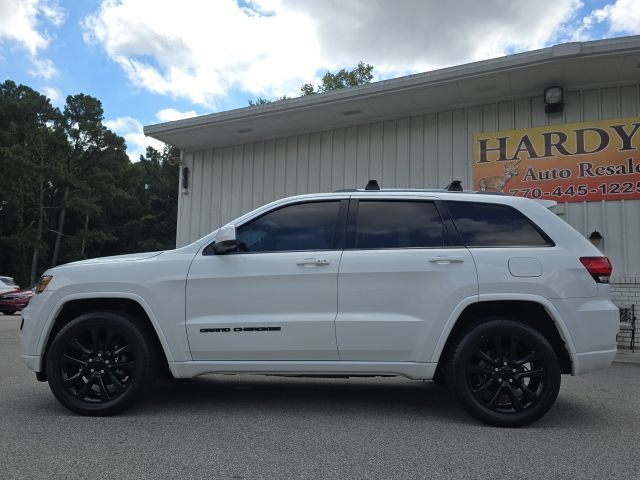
[20,182,619,426]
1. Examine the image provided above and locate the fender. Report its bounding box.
[429,293,577,364]
[35,292,178,374]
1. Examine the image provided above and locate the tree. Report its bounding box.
[0,80,180,287]
[247,95,290,107]
[51,94,110,267]
[301,62,374,95]
[248,62,374,105]
[118,146,179,252]
[0,81,67,284]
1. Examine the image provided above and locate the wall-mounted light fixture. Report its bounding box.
[182,166,190,194]
[589,230,603,246]
[544,86,564,114]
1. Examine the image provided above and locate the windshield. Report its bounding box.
[1,278,17,286]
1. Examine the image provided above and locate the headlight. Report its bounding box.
[35,275,53,294]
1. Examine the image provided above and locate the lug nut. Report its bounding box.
[100,370,104,374]
[90,369,94,373]
[503,361,508,366]
[512,369,516,373]
[509,379,513,383]
[498,378,502,382]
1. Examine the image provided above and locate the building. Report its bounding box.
[145,35,640,346]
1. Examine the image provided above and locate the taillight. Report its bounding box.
[579,257,612,283]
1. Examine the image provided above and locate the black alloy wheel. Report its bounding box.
[448,319,561,427]
[46,311,156,416]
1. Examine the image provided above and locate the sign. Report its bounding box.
[472,117,640,202]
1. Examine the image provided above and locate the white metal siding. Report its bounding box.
[178,83,640,278]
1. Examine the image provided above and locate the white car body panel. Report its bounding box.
[186,249,342,360]
[336,248,477,362]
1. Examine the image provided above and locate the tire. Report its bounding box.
[1,309,16,315]
[447,319,561,427]
[431,366,447,386]
[45,311,156,416]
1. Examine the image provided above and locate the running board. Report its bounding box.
[169,360,437,380]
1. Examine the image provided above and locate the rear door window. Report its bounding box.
[354,201,445,249]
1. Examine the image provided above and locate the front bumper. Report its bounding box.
[20,354,41,372]
[19,290,58,372]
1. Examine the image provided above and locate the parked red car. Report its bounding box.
[0,286,35,314]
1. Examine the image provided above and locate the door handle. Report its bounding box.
[429,255,464,264]
[296,258,331,267]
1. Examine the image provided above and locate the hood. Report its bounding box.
[62,251,164,267]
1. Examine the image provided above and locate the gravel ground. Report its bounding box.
[1,313,639,480]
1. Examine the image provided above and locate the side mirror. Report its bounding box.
[212,224,238,254]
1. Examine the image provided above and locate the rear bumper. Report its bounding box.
[549,297,619,353]
[570,349,616,375]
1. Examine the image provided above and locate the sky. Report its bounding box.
[1,0,639,162]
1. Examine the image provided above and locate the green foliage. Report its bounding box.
[0,80,179,286]
[300,83,315,96]
[247,94,290,106]
[301,62,374,95]
[247,97,273,106]
[249,62,374,105]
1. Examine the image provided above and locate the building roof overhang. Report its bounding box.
[144,36,640,151]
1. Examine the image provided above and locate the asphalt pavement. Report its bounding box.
[1,312,639,480]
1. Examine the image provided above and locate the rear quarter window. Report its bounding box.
[445,201,553,247]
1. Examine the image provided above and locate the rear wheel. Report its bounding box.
[447,319,561,427]
[45,311,156,416]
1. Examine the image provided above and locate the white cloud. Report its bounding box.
[83,0,320,107]
[280,0,584,76]
[29,57,57,79]
[39,1,65,27]
[156,108,198,123]
[0,0,65,54]
[104,116,166,162]
[591,0,640,34]
[42,86,63,106]
[0,0,65,86]
[82,0,583,108]
[569,0,640,42]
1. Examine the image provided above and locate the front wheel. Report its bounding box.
[447,319,561,427]
[45,311,156,416]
